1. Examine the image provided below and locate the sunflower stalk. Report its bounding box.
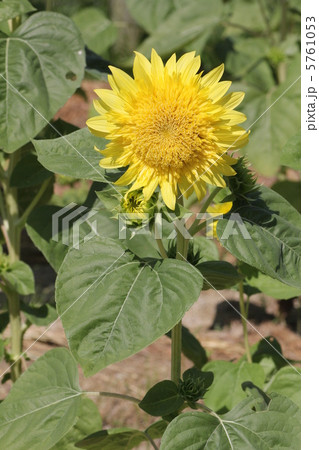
[1,150,22,381]
[188,186,221,236]
[170,196,189,385]
[238,280,252,363]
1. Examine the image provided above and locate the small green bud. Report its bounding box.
[178,368,214,405]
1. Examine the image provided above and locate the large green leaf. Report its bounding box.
[161,394,300,449]
[56,237,203,375]
[271,180,301,213]
[0,0,35,22]
[280,131,301,170]
[52,398,102,450]
[265,366,301,408]
[196,261,242,290]
[33,128,108,183]
[0,12,85,152]
[242,266,301,299]
[10,153,52,187]
[72,7,117,57]
[238,56,300,175]
[137,0,224,57]
[139,380,184,416]
[217,185,301,288]
[1,260,35,295]
[26,204,119,272]
[203,360,265,412]
[125,0,174,33]
[76,420,167,449]
[0,348,82,450]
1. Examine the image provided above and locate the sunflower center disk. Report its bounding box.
[131,91,209,172]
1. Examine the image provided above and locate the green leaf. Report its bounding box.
[21,302,58,326]
[137,0,224,58]
[72,7,117,57]
[196,261,242,290]
[0,348,82,450]
[217,185,301,288]
[166,325,208,369]
[203,360,265,412]
[52,398,102,450]
[238,56,300,176]
[161,393,300,449]
[139,380,184,416]
[125,0,174,33]
[279,131,301,171]
[26,204,119,272]
[271,180,301,213]
[265,366,301,408]
[0,0,35,22]
[10,153,52,187]
[76,420,167,450]
[240,262,301,299]
[1,260,34,295]
[33,128,108,183]
[56,237,203,375]
[193,236,219,262]
[0,12,85,152]
[239,336,289,379]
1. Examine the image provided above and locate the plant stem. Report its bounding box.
[170,196,189,385]
[85,391,141,404]
[170,320,182,385]
[156,237,168,259]
[7,290,21,381]
[238,281,252,363]
[188,186,220,236]
[1,151,22,380]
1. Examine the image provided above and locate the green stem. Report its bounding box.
[188,186,220,236]
[171,320,182,385]
[238,281,252,363]
[7,290,21,381]
[171,195,189,385]
[156,238,168,258]
[85,391,141,404]
[2,151,22,381]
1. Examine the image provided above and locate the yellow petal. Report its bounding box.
[151,48,164,81]
[115,164,139,186]
[201,63,224,87]
[216,91,245,110]
[143,175,159,200]
[160,178,176,210]
[109,66,137,94]
[108,75,120,94]
[86,115,108,137]
[165,53,177,75]
[207,201,233,216]
[94,89,126,112]
[208,81,232,102]
[93,99,108,115]
[133,51,152,80]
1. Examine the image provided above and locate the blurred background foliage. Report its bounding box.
[25,0,300,177]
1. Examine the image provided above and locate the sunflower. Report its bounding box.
[87,49,249,210]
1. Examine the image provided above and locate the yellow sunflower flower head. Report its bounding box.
[87,49,249,211]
